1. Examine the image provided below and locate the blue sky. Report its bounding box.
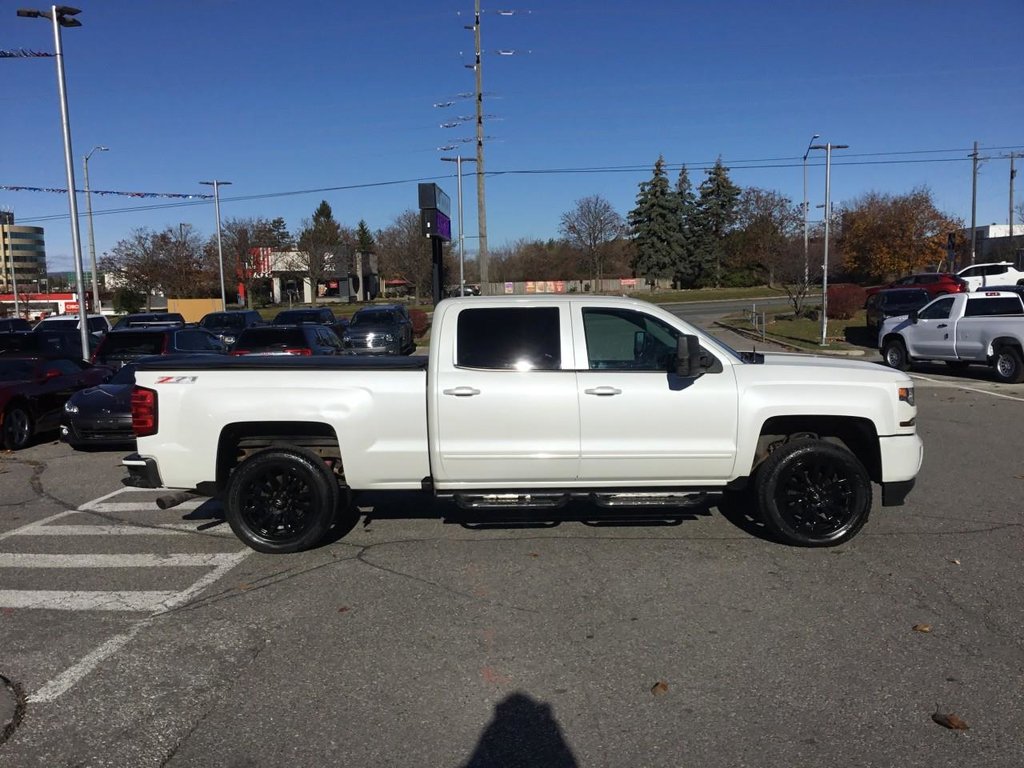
[4,0,1023,274]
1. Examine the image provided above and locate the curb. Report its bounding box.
[714,322,868,356]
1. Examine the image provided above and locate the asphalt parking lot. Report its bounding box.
[1,362,1023,767]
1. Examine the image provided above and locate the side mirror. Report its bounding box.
[909,310,919,324]
[633,330,647,359]
[675,334,705,378]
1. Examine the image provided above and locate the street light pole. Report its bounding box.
[809,142,849,346]
[441,155,477,296]
[199,180,231,310]
[83,144,108,313]
[17,4,90,360]
[802,133,819,285]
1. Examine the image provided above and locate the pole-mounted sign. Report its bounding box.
[418,183,452,304]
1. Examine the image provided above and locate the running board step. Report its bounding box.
[454,493,570,510]
[592,492,709,508]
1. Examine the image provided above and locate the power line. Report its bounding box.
[14,146,1024,225]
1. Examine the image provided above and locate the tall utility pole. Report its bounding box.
[802,133,820,285]
[1010,152,1018,241]
[199,180,232,310]
[471,0,488,294]
[809,141,849,346]
[17,5,90,360]
[83,145,108,313]
[970,141,979,265]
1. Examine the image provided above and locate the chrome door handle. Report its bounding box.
[443,386,481,397]
[584,386,622,396]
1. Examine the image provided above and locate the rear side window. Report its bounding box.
[964,297,1024,317]
[174,330,222,351]
[237,327,305,348]
[456,307,560,370]
[100,332,165,356]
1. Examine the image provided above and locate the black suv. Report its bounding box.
[91,327,227,369]
[864,288,931,332]
[198,310,264,346]
[342,305,414,355]
[230,325,344,356]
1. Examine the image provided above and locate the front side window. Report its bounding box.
[456,307,560,370]
[582,308,679,371]
[918,297,954,320]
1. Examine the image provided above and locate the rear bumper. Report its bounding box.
[122,452,163,488]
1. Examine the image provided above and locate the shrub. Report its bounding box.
[827,283,866,319]
[409,309,430,337]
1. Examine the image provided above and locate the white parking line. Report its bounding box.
[0,510,76,542]
[0,552,242,568]
[911,373,1024,402]
[82,499,209,513]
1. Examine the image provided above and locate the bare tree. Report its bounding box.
[559,195,625,283]
[219,217,292,308]
[102,226,213,308]
[376,210,433,303]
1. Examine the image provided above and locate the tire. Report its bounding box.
[993,346,1024,384]
[224,446,339,554]
[944,360,970,374]
[754,439,872,547]
[2,405,33,451]
[882,339,910,371]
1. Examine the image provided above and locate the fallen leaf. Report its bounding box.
[650,681,669,696]
[528,552,539,558]
[913,623,932,633]
[338,606,350,613]
[950,559,961,566]
[932,710,969,731]
[237,583,250,591]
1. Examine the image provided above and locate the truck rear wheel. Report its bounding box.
[225,447,338,554]
[993,346,1024,384]
[754,439,872,547]
[882,339,910,371]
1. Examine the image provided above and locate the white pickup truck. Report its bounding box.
[124,295,922,553]
[879,291,1024,382]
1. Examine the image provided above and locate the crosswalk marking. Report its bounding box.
[0,590,184,612]
[0,552,242,568]
[81,499,209,513]
[7,522,233,536]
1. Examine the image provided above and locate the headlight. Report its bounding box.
[64,401,79,413]
[223,335,236,345]
[898,386,915,406]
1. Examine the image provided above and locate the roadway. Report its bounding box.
[1,311,1022,766]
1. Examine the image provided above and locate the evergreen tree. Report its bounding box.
[297,201,342,306]
[356,219,376,253]
[628,156,685,288]
[673,165,700,287]
[694,158,741,287]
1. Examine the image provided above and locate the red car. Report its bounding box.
[0,356,112,450]
[865,272,967,298]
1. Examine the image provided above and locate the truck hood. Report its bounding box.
[756,352,908,382]
[879,315,912,335]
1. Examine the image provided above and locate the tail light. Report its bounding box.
[284,348,313,356]
[131,386,158,437]
[230,350,249,356]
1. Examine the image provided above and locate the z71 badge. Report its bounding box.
[155,376,198,384]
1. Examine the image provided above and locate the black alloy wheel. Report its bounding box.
[2,406,32,451]
[755,439,872,547]
[225,447,339,554]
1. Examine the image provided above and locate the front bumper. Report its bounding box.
[122,452,163,488]
[877,433,923,506]
[61,414,134,448]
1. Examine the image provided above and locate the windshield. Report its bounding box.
[201,313,246,330]
[351,310,396,327]
[273,311,321,324]
[100,332,166,357]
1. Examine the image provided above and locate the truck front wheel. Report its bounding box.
[225,447,339,554]
[882,339,910,371]
[754,439,872,547]
[993,346,1024,384]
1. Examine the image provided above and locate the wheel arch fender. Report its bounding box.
[746,415,881,484]
[215,421,344,495]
